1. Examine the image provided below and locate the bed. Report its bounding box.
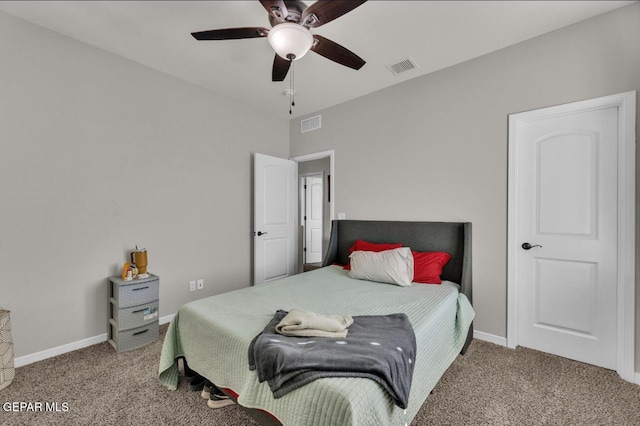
[159,220,474,425]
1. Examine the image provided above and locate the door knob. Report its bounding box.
[522,242,542,250]
[257,231,268,236]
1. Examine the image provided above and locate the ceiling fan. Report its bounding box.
[191,0,367,82]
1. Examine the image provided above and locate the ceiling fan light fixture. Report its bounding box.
[267,23,313,61]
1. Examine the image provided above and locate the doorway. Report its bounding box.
[292,150,334,272]
[507,92,635,381]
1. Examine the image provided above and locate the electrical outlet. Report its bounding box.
[197,279,204,290]
[189,280,196,292]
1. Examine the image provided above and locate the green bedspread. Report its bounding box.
[159,265,474,426]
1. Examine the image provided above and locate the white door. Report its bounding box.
[303,176,323,264]
[254,153,298,284]
[512,103,620,369]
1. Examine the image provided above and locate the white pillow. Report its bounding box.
[348,247,414,287]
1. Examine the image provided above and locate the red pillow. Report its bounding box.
[343,240,402,270]
[412,251,451,284]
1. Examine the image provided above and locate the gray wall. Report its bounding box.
[0,11,288,358]
[289,4,640,370]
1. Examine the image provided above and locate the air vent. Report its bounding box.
[301,115,321,133]
[386,57,419,76]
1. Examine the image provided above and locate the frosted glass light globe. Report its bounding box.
[268,23,313,60]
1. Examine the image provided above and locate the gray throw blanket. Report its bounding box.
[248,310,417,409]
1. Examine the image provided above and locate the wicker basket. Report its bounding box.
[0,309,14,391]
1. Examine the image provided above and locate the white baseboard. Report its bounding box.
[14,313,175,368]
[474,330,508,347]
[159,313,174,325]
[14,333,108,368]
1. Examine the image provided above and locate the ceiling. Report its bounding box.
[0,1,634,119]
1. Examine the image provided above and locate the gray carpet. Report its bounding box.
[1,325,639,425]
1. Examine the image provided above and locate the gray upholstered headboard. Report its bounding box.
[322,220,473,352]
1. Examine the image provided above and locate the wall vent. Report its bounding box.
[386,57,419,76]
[301,115,321,133]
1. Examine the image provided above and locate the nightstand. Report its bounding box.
[108,274,159,352]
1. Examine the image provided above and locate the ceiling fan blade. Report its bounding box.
[191,27,269,41]
[272,54,291,81]
[301,0,367,28]
[259,0,289,22]
[311,35,365,70]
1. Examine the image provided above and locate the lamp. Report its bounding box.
[267,23,313,61]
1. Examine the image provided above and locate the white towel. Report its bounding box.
[275,309,354,338]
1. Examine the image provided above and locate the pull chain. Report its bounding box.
[289,58,295,115]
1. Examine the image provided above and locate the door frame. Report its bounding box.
[506,91,636,381]
[291,150,335,225]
